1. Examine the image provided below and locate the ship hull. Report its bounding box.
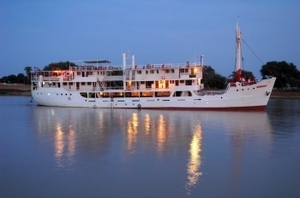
[32,77,275,111]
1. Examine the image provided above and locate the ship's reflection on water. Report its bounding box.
[33,107,271,196]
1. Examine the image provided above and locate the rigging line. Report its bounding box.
[242,39,276,77]
[242,39,264,65]
[243,39,276,78]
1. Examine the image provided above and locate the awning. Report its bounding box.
[83,60,111,64]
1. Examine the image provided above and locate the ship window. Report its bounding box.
[155,91,171,97]
[156,70,159,74]
[166,69,170,73]
[171,69,174,73]
[141,81,145,84]
[77,72,81,75]
[170,80,174,84]
[185,69,189,73]
[87,82,92,85]
[180,80,184,84]
[141,92,153,97]
[146,70,148,74]
[173,91,182,97]
[137,70,142,74]
[63,82,67,86]
[80,92,87,98]
[146,81,153,88]
[81,82,85,85]
[69,82,73,85]
[150,70,154,74]
[186,80,192,85]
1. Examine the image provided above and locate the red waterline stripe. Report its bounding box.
[256,85,267,88]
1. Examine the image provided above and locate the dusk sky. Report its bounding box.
[1,0,299,78]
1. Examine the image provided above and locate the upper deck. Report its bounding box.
[31,61,203,82]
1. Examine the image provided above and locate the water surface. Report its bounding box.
[1,96,300,197]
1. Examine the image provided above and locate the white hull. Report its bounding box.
[32,77,275,110]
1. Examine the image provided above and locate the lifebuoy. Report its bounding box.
[161,76,165,80]
[63,71,70,77]
[137,104,141,109]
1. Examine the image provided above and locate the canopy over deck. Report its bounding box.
[83,60,111,64]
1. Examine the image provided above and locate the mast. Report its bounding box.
[235,22,242,81]
[200,55,204,66]
[122,53,126,91]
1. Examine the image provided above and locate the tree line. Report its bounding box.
[0,61,299,90]
[0,62,70,85]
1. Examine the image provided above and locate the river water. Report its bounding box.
[1,96,300,198]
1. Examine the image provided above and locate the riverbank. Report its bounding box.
[1,83,300,98]
[270,90,300,99]
[0,84,31,96]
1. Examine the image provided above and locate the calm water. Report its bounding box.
[1,96,300,198]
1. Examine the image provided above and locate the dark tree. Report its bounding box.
[202,66,227,89]
[16,73,26,84]
[43,61,75,71]
[260,61,300,89]
[24,66,32,84]
[6,74,17,83]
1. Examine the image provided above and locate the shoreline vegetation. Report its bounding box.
[1,83,300,99]
[0,84,31,96]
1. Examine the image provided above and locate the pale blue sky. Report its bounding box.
[1,0,299,78]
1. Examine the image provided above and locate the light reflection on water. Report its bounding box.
[53,123,76,168]
[32,106,272,196]
[33,106,206,195]
[126,112,138,154]
[1,97,300,197]
[185,123,202,195]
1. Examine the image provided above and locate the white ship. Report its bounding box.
[31,24,276,110]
